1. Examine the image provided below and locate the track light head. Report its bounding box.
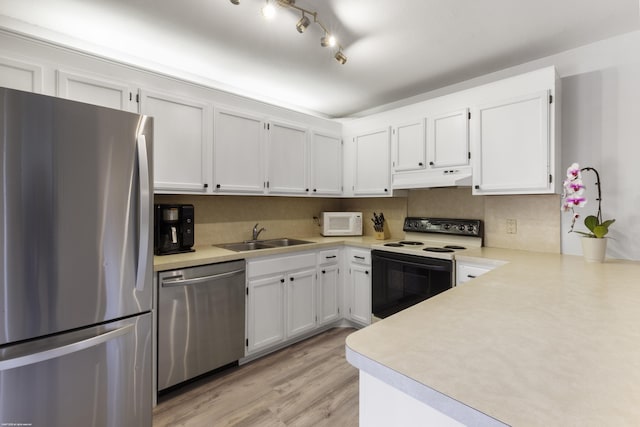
[262,0,276,19]
[334,50,347,65]
[296,15,310,33]
[320,34,336,47]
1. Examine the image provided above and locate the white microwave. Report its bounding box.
[321,212,363,236]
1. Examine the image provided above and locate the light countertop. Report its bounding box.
[153,235,382,272]
[346,248,640,426]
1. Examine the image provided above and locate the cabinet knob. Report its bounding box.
[474,185,480,190]
[365,270,369,275]
[429,161,434,166]
[216,184,221,189]
[313,189,317,192]
[280,278,285,283]
[290,277,294,281]
[418,162,423,166]
[306,188,309,192]
[322,270,326,274]
[203,183,209,188]
[384,188,388,192]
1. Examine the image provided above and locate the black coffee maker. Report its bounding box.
[154,204,195,255]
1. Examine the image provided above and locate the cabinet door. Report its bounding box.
[267,120,308,195]
[429,108,469,168]
[310,131,342,195]
[57,70,135,112]
[140,90,210,192]
[317,264,340,325]
[349,264,371,325]
[353,128,391,195]
[247,275,285,354]
[0,57,42,93]
[286,268,316,338]
[472,90,551,194]
[213,107,264,193]
[393,120,426,172]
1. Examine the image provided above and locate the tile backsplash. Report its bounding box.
[156,187,561,253]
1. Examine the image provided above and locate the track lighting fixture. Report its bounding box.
[296,14,310,33]
[261,0,276,19]
[229,0,347,64]
[334,50,347,65]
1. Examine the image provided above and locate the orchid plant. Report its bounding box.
[561,163,615,238]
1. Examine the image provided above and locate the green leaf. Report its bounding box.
[592,225,608,238]
[583,215,598,232]
[601,219,616,228]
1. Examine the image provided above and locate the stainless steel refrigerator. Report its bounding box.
[0,87,153,426]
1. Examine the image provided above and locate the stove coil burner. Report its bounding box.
[443,245,466,250]
[399,241,424,246]
[384,243,404,247]
[423,247,455,253]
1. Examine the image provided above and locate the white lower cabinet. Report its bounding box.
[246,252,317,355]
[317,249,341,326]
[346,248,372,326]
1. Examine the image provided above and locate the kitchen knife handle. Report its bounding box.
[136,134,150,292]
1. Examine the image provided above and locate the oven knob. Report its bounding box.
[443,224,450,230]
[458,225,465,232]
[467,225,475,232]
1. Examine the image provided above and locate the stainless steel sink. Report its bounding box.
[260,238,313,247]
[215,238,313,252]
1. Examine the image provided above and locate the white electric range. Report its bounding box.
[370,217,483,319]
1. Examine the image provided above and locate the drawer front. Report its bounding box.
[349,248,371,265]
[248,252,316,278]
[457,264,491,285]
[317,248,340,265]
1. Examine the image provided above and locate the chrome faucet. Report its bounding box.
[252,223,266,240]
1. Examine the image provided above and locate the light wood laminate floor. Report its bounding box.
[153,327,359,427]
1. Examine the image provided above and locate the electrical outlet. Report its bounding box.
[506,219,517,234]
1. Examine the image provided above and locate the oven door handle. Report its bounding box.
[373,254,451,272]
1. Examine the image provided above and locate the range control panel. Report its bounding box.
[403,217,482,237]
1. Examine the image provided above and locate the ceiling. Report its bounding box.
[1,0,639,118]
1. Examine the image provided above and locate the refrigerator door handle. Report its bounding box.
[0,324,134,371]
[136,134,150,291]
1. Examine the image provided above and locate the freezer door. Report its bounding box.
[0,313,152,427]
[0,88,153,344]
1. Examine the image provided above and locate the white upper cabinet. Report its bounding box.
[392,120,426,172]
[472,89,553,195]
[266,120,308,195]
[353,127,391,196]
[429,108,469,168]
[140,89,211,193]
[0,57,42,93]
[310,131,342,195]
[213,107,265,194]
[56,70,136,112]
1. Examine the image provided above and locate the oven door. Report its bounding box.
[371,250,453,319]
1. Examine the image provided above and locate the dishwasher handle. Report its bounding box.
[161,268,245,287]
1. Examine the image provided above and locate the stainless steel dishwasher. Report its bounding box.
[158,259,245,391]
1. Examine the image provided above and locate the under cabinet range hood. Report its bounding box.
[392,166,473,189]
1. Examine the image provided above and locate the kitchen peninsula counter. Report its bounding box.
[153,236,383,272]
[346,248,640,426]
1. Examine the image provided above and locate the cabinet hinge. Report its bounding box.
[136,93,140,103]
[549,174,553,184]
[549,94,553,104]
[266,181,270,189]
[315,315,318,322]
[246,338,248,347]
[349,308,352,314]
[337,307,340,314]
[341,140,344,145]
[468,152,471,160]
[129,92,132,101]
[246,287,249,296]
[468,111,471,120]
[392,128,396,135]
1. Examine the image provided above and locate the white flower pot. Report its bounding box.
[581,237,607,263]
